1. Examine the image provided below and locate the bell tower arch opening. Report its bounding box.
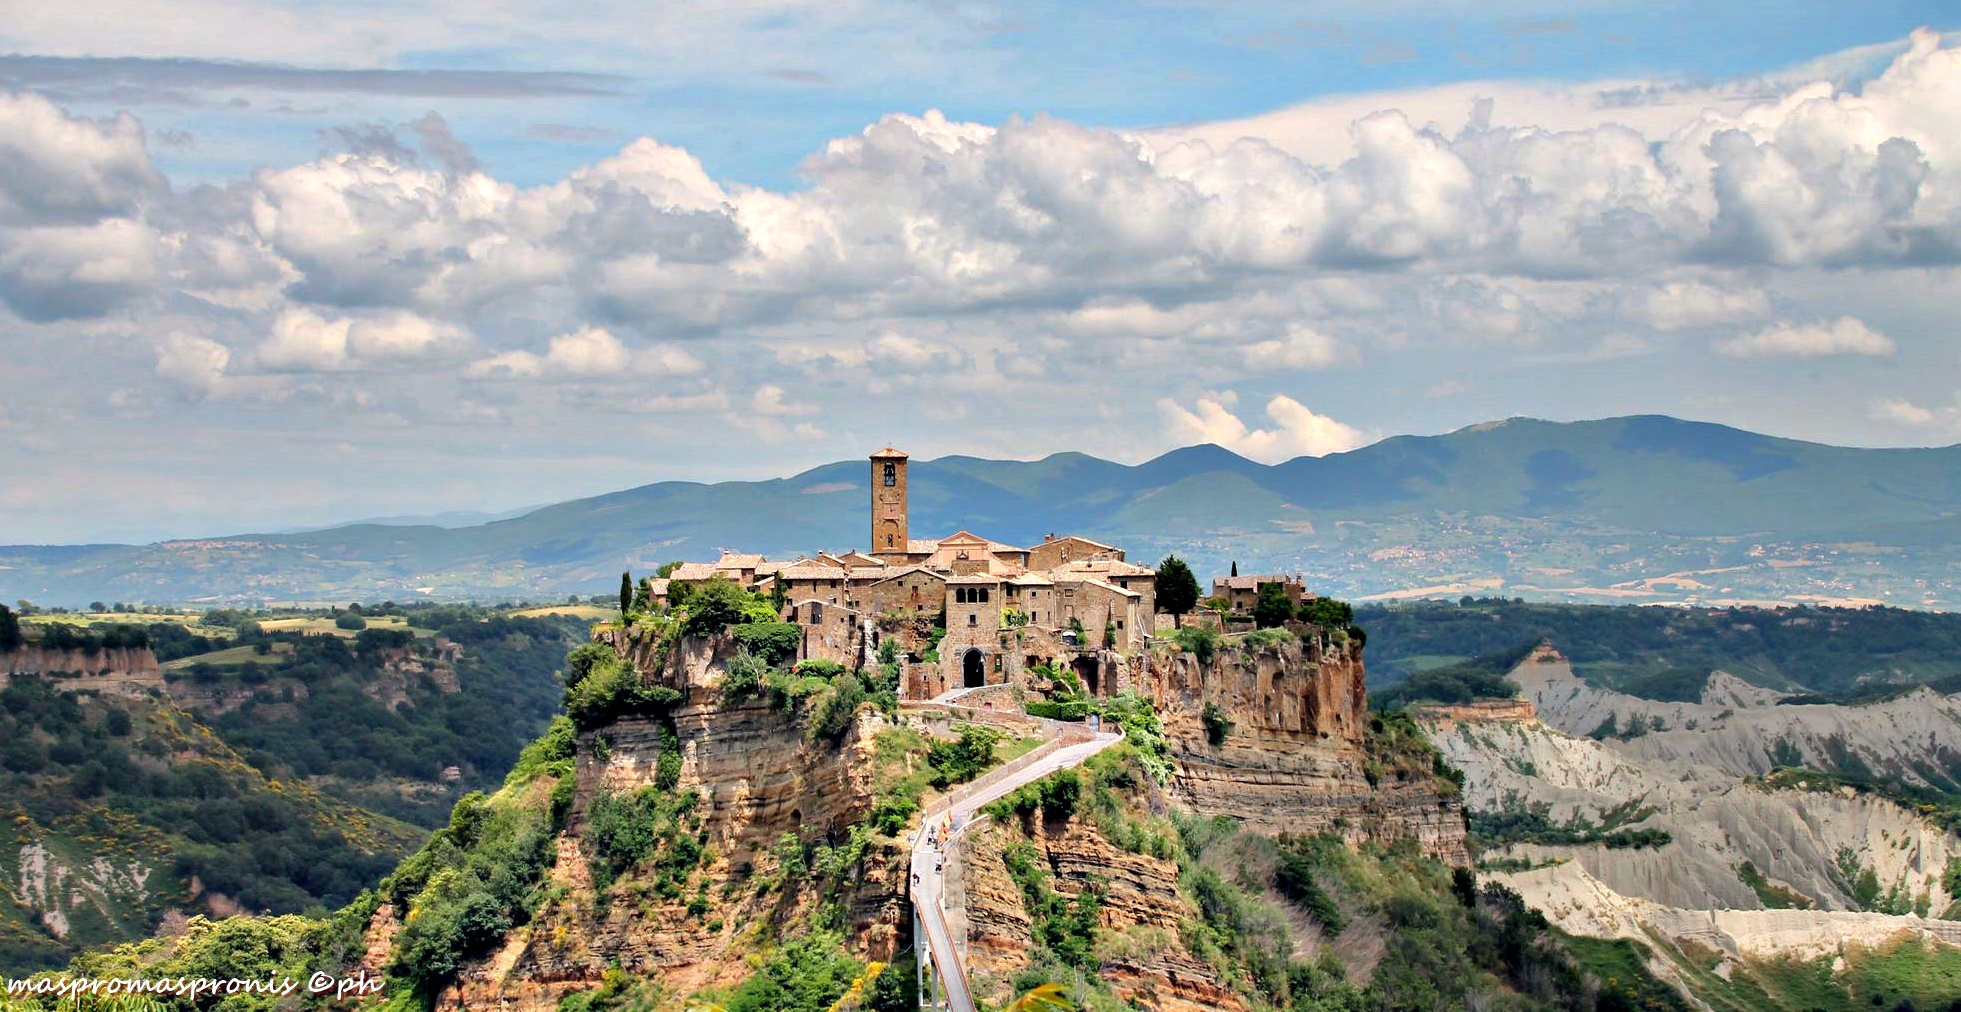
[962,648,986,688]
[871,447,909,562]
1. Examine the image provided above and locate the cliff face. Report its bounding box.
[1511,645,1961,791]
[1428,670,1961,915]
[1,645,162,694]
[1125,631,1467,863]
[441,632,909,1009]
[961,816,1247,1012]
[425,619,1467,1010]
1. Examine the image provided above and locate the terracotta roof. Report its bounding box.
[667,562,720,581]
[845,566,890,581]
[905,539,941,554]
[938,530,990,545]
[835,551,885,566]
[649,579,671,594]
[1007,574,1054,586]
[1058,559,1154,577]
[870,446,909,459]
[1073,577,1140,598]
[809,554,850,568]
[1047,534,1117,550]
[715,552,767,569]
[778,565,847,580]
[869,566,946,586]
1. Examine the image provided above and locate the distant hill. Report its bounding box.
[4,414,1959,607]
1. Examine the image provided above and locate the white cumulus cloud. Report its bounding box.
[1156,392,1368,462]
[1717,317,1897,358]
[1240,324,1353,371]
[464,327,700,380]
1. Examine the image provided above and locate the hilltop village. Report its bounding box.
[651,447,1311,699]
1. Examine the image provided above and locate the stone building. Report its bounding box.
[1213,573,1310,613]
[660,446,1271,700]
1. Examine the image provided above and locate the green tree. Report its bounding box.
[682,577,750,636]
[0,604,21,651]
[770,575,788,616]
[1156,555,1200,626]
[1254,583,1294,629]
[620,571,633,616]
[1298,596,1354,628]
[334,613,368,631]
[1230,560,1238,577]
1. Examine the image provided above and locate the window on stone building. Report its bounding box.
[969,613,978,626]
[883,462,896,486]
[979,588,990,603]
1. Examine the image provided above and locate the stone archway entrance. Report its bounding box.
[962,648,986,688]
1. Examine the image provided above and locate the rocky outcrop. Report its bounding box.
[1512,645,1961,790]
[1127,628,1365,746]
[1499,861,1961,963]
[1425,698,1961,914]
[2,645,162,694]
[961,816,1247,1012]
[1413,699,1537,723]
[443,637,909,1010]
[1125,631,1468,863]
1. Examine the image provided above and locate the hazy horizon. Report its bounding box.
[4,4,1960,543]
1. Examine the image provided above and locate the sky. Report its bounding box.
[1,0,1959,543]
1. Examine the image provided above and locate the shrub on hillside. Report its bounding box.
[926,725,1004,788]
[1173,624,1221,666]
[733,622,802,666]
[1298,597,1355,629]
[681,577,750,637]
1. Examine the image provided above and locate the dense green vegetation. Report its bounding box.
[1468,797,1673,851]
[0,603,583,975]
[986,744,1686,1011]
[1362,598,1961,698]
[208,615,576,813]
[1368,639,1535,710]
[381,725,575,999]
[0,675,416,975]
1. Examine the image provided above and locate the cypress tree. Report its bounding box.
[620,571,633,615]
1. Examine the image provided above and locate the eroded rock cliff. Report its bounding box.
[1128,630,1467,862]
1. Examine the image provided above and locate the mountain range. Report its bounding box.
[5,414,1959,607]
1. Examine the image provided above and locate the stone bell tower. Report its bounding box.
[870,447,909,562]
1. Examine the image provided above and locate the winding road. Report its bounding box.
[906,708,1123,1012]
